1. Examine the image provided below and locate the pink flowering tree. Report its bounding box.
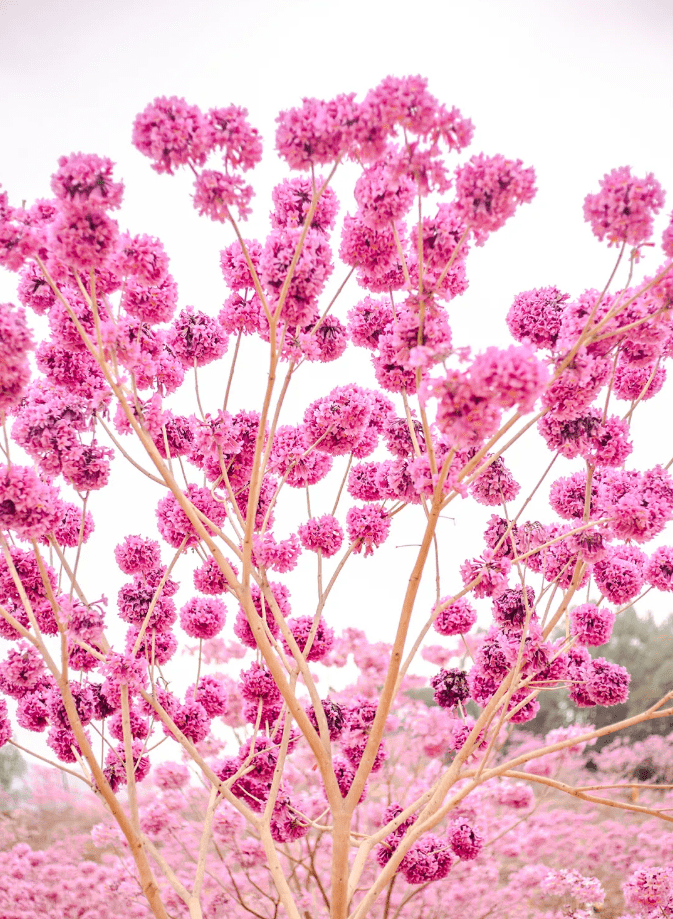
[1,75,673,919]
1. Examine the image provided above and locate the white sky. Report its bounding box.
[1,0,673,675]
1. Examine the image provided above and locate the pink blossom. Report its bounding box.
[354,150,416,229]
[50,152,124,209]
[0,464,61,539]
[36,340,109,403]
[589,414,633,467]
[460,551,511,599]
[283,615,334,662]
[233,581,289,648]
[268,424,333,487]
[339,213,400,280]
[275,93,360,170]
[346,504,391,557]
[16,684,51,731]
[180,597,226,639]
[173,697,211,743]
[549,470,598,521]
[586,657,630,706]
[644,545,673,590]
[623,866,673,913]
[206,104,262,171]
[448,822,484,860]
[156,484,227,549]
[61,441,114,491]
[100,651,148,692]
[48,202,119,270]
[304,385,374,456]
[0,545,57,619]
[469,455,520,506]
[0,194,51,272]
[483,514,519,561]
[613,359,666,402]
[453,153,536,245]
[409,205,470,298]
[193,555,236,594]
[117,578,176,631]
[60,595,104,643]
[252,531,302,572]
[116,231,169,286]
[168,307,229,369]
[422,370,502,447]
[307,697,346,741]
[433,597,477,636]
[132,96,210,174]
[17,260,57,314]
[298,515,344,558]
[125,626,177,665]
[347,297,394,350]
[259,227,333,327]
[188,674,228,717]
[114,535,161,575]
[570,603,615,646]
[240,662,282,710]
[583,166,665,248]
[376,802,417,866]
[154,761,190,790]
[470,345,548,413]
[107,705,149,742]
[347,462,383,502]
[332,757,366,801]
[193,169,254,222]
[0,643,45,698]
[47,725,87,763]
[662,213,673,257]
[372,337,418,395]
[400,833,455,884]
[431,668,469,709]
[271,175,339,232]
[0,301,33,412]
[300,315,349,363]
[219,290,263,335]
[506,286,569,350]
[219,237,262,289]
[492,586,537,630]
[123,273,178,324]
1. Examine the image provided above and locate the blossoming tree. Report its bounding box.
[0,75,672,919]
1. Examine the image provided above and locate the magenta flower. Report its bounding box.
[178,595,225,641]
[48,203,119,271]
[433,597,477,636]
[506,286,569,350]
[0,301,33,412]
[50,152,124,209]
[193,169,254,222]
[298,515,344,558]
[271,175,339,233]
[275,93,360,170]
[570,603,615,647]
[206,104,262,172]
[583,165,665,248]
[132,96,211,175]
[0,464,61,539]
[453,153,536,245]
[346,504,391,557]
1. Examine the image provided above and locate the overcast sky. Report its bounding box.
[1,0,673,664]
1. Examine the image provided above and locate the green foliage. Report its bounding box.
[584,606,673,747]
[410,607,673,749]
[0,744,26,791]
[516,606,673,747]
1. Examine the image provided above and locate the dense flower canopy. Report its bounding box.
[0,72,672,919]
